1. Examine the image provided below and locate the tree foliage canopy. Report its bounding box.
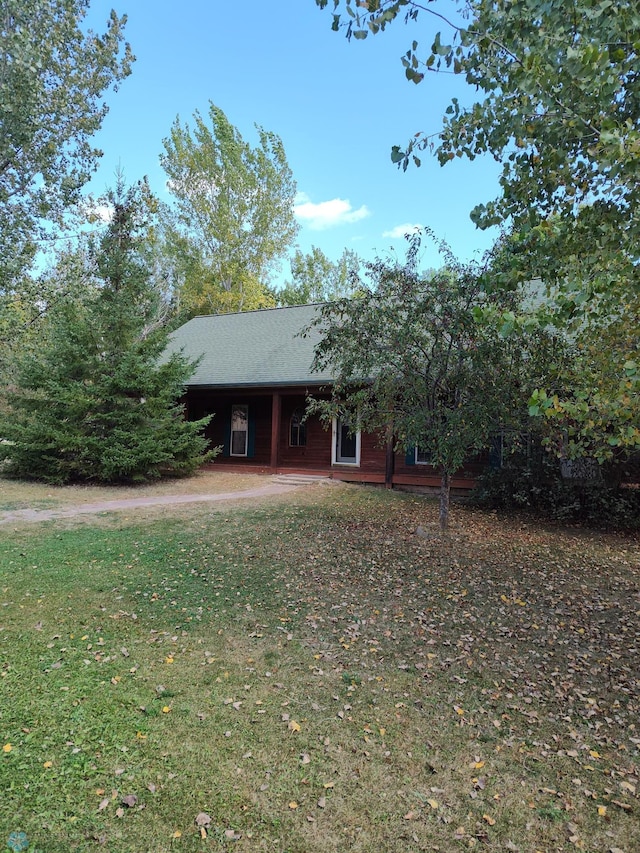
[317,0,639,459]
[160,102,298,317]
[0,0,133,291]
[276,246,362,306]
[307,240,559,528]
[0,180,212,484]
[318,0,638,281]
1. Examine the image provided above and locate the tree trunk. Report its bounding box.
[439,469,451,532]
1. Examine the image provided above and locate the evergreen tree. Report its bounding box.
[0,180,212,484]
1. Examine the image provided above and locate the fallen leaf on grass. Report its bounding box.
[317,797,326,809]
[121,794,138,808]
[611,799,631,811]
[195,812,211,827]
[288,719,301,732]
[289,801,299,810]
[597,805,607,816]
[225,829,241,840]
[426,799,438,810]
[98,798,110,812]
[483,814,496,826]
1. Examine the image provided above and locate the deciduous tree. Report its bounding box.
[0,0,133,292]
[307,238,558,529]
[276,246,362,305]
[316,0,640,458]
[160,103,298,317]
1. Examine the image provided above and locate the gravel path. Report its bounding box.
[0,482,301,526]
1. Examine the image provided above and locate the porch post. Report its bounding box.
[270,392,281,470]
[385,422,395,488]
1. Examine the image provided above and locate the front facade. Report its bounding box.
[165,305,487,491]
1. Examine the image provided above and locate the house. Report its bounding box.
[164,304,487,491]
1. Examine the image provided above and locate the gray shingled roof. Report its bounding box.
[164,304,334,388]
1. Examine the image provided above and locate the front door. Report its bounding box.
[334,418,360,465]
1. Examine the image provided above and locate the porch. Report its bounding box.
[187,386,482,493]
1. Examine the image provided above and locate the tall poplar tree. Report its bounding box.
[0,0,133,292]
[160,102,299,317]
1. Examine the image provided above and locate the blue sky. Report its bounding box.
[84,0,502,284]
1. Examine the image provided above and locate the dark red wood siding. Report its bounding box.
[186,386,485,490]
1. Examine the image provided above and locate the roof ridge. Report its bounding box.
[191,303,327,320]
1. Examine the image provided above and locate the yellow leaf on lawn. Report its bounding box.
[162,706,171,714]
[379,727,386,736]
[426,799,439,810]
[288,720,301,732]
[597,805,607,816]
[165,656,174,664]
[454,706,465,716]
[43,760,53,768]
[474,761,485,769]
[171,830,182,838]
[289,801,299,810]
[483,814,496,826]
[323,781,335,789]
[2,743,11,753]
[589,750,601,759]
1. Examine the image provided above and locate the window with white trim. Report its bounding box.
[230,404,248,457]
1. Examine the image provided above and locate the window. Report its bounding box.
[415,446,433,465]
[405,444,433,466]
[332,417,360,466]
[289,408,307,447]
[230,405,248,456]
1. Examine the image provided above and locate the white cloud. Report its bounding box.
[382,223,423,239]
[294,192,370,230]
[92,204,115,223]
[80,199,114,223]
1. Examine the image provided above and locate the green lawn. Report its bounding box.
[0,484,638,852]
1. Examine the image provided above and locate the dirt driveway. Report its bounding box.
[0,473,322,526]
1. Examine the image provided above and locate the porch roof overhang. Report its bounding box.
[186,380,333,392]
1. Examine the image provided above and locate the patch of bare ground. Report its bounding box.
[0,470,274,511]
